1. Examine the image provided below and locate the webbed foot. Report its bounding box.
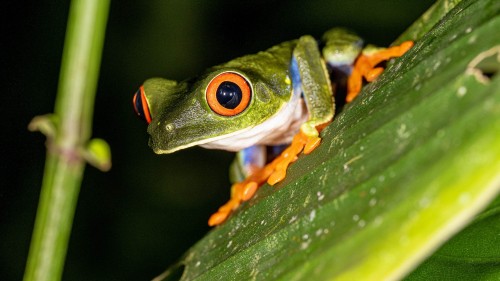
[346,41,414,102]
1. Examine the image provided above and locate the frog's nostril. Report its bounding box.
[165,123,175,132]
[132,86,152,124]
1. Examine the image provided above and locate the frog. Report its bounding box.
[133,28,413,226]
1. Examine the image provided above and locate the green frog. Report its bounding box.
[133,28,413,226]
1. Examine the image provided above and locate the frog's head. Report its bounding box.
[133,45,295,154]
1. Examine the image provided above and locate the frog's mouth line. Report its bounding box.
[151,126,253,154]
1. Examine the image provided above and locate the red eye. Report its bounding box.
[206,72,251,116]
[132,85,152,124]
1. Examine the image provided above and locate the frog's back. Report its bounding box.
[212,40,298,91]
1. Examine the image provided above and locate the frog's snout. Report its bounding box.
[132,85,152,124]
[147,120,178,154]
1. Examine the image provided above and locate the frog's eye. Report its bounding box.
[206,72,251,116]
[132,85,152,124]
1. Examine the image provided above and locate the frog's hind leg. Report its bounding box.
[229,145,266,183]
[209,145,272,226]
[346,41,414,102]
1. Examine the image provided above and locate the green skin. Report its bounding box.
[140,28,364,157]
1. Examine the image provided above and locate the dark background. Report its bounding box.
[2,0,434,280]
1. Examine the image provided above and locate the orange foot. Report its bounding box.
[208,130,322,226]
[346,41,414,102]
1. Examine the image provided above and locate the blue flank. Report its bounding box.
[290,56,303,96]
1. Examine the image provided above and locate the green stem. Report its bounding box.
[24,1,109,281]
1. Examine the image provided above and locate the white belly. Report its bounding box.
[200,93,308,152]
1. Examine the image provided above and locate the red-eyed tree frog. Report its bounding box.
[133,28,413,226]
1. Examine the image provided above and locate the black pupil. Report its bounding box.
[216,81,242,109]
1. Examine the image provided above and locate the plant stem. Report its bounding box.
[24,1,109,281]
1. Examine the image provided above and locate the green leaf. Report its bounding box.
[156,0,500,280]
[395,0,463,43]
[405,197,500,280]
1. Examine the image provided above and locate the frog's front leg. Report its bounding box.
[266,35,336,184]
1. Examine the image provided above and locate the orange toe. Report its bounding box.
[268,169,286,185]
[208,210,230,226]
[304,136,321,154]
[365,67,384,82]
[397,41,414,55]
[242,182,258,201]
